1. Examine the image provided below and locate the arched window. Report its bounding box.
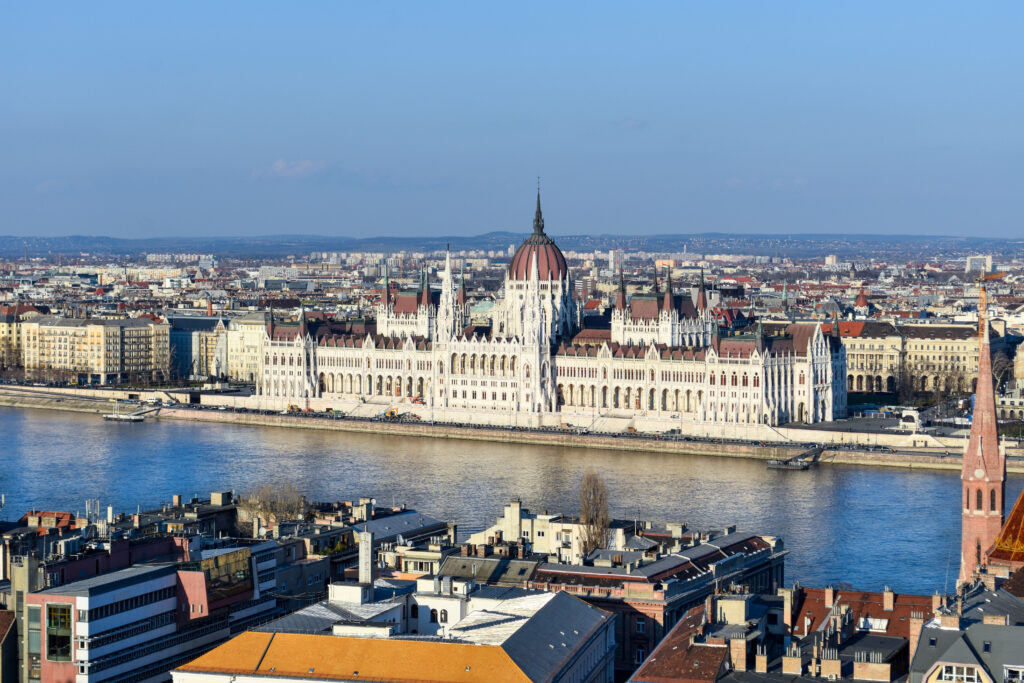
[710,374,716,385]
[410,604,418,619]
[430,609,438,623]
[991,489,997,511]
[976,489,983,510]
[440,609,448,623]
[731,374,738,386]
[753,375,760,388]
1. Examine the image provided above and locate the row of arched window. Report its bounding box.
[967,488,997,512]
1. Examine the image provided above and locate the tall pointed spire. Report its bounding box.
[457,259,467,306]
[615,270,627,310]
[696,267,708,312]
[959,282,1005,585]
[382,263,390,307]
[662,267,674,312]
[533,181,545,235]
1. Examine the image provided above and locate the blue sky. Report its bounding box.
[2,3,1022,238]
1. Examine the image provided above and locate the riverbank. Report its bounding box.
[2,386,1019,473]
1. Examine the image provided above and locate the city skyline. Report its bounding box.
[4,2,1024,239]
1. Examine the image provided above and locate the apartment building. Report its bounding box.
[224,312,268,384]
[20,317,169,385]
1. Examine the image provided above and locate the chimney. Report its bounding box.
[883,586,894,611]
[982,613,1008,626]
[358,531,374,585]
[755,645,768,674]
[908,612,925,660]
[705,595,715,624]
[932,592,943,614]
[782,648,803,676]
[132,514,141,528]
[460,544,470,556]
[938,613,961,630]
[825,586,835,608]
[730,638,748,672]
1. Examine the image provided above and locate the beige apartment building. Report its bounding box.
[829,321,1004,395]
[0,305,44,369]
[225,312,268,383]
[20,316,170,384]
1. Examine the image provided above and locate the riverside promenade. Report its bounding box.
[2,384,1022,474]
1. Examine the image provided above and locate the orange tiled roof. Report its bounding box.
[175,632,531,682]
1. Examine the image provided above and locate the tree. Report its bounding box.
[579,468,610,559]
[992,351,1012,391]
[237,483,307,532]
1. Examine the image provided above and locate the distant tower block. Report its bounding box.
[358,530,374,585]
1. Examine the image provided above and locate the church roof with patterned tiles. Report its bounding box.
[989,486,1024,567]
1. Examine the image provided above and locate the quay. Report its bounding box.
[2,384,1022,474]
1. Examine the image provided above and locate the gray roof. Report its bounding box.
[960,584,1024,626]
[38,563,176,597]
[34,316,162,329]
[911,622,1024,683]
[438,555,540,585]
[501,591,611,682]
[351,511,446,541]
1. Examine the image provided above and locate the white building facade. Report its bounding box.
[256,193,845,427]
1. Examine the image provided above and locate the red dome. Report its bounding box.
[855,288,869,307]
[508,191,568,281]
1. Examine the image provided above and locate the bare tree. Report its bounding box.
[237,483,307,531]
[579,468,610,559]
[992,351,1012,390]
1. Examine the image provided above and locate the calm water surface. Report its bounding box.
[1,407,1019,595]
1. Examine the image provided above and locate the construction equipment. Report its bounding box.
[381,408,400,420]
[974,271,1005,283]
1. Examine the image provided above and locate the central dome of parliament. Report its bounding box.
[507,190,568,281]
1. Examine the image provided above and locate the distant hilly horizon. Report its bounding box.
[0,231,1018,260]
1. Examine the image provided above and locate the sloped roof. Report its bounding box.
[174,631,531,682]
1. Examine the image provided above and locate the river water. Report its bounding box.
[1,407,1019,595]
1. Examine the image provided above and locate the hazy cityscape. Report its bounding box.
[3,3,1024,683]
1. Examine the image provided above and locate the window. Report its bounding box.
[636,617,646,633]
[635,647,647,664]
[410,604,419,619]
[1005,667,1024,682]
[440,610,448,623]
[991,490,997,511]
[430,609,438,623]
[939,666,979,683]
[977,489,983,511]
[46,604,72,662]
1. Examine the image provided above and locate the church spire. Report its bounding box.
[959,282,1005,586]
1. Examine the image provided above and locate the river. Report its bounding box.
[1,406,1019,595]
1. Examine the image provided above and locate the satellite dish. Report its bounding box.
[370,498,377,506]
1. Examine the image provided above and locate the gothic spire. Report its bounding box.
[696,267,708,313]
[662,267,674,312]
[615,270,627,310]
[533,183,545,235]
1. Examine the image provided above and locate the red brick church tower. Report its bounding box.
[959,285,1005,586]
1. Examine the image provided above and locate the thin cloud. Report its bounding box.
[253,159,328,179]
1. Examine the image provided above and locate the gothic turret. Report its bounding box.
[696,268,708,312]
[615,271,627,311]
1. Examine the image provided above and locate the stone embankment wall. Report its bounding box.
[2,386,1023,473]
